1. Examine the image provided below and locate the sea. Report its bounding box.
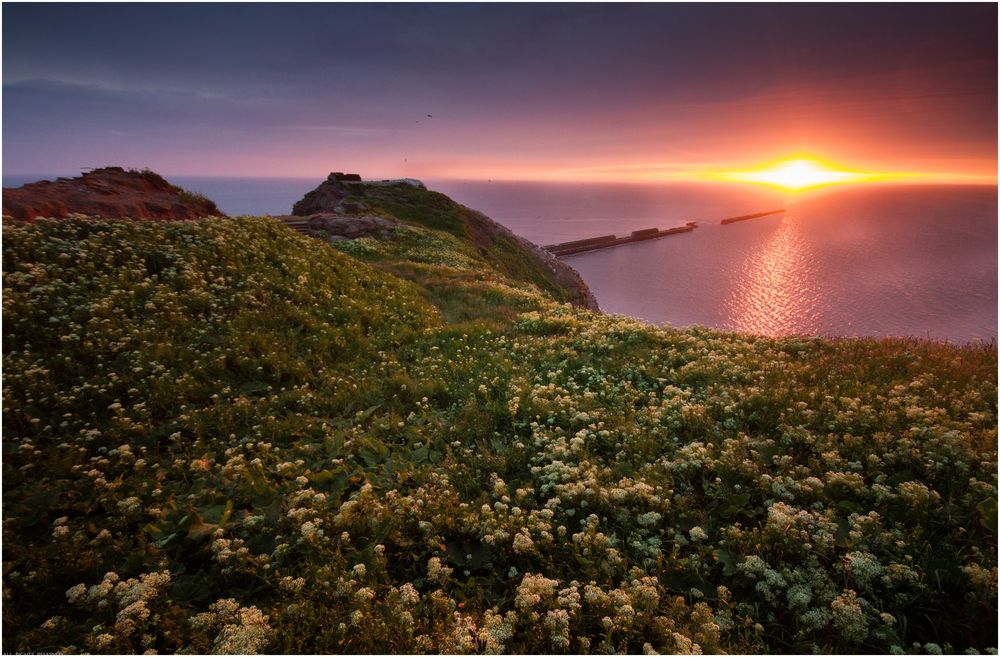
[4,173,996,344]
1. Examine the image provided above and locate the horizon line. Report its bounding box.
[4,172,998,186]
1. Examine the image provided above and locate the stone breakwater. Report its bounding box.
[719,209,785,225]
[543,207,788,257]
[544,223,698,257]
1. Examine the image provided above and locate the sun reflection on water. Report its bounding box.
[724,214,821,335]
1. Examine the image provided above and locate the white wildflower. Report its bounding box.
[513,530,535,554]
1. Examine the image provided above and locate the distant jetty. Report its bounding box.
[544,223,697,257]
[542,208,788,257]
[720,209,785,225]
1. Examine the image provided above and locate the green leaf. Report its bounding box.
[262,498,283,524]
[144,521,167,541]
[249,475,273,497]
[834,517,851,548]
[356,404,382,423]
[977,497,997,536]
[835,500,864,516]
[239,380,270,395]
[187,518,217,541]
[359,446,381,467]
[614,461,634,477]
[721,492,752,518]
[201,500,233,525]
[716,549,739,576]
[156,532,181,550]
[307,469,335,484]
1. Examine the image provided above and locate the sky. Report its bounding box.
[2,3,997,182]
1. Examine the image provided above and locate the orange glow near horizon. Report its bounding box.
[704,157,887,191]
[459,156,997,187]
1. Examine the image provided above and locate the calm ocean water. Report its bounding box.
[438,181,997,344]
[5,174,996,343]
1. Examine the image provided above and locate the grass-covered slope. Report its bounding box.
[2,215,997,654]
[318,180,599,311]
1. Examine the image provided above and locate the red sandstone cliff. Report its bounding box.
[2,167,224,221]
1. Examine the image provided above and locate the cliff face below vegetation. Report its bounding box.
[2,167,224,221]
[290,173,600,311]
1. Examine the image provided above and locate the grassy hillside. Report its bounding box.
[327,181,597,309]
[3,214,997,654]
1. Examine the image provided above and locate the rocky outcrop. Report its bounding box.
[308,214,399,240]
[274,213,400,241]
[291,173,428,217]
[2,167,224,222]
[291,172,360,216]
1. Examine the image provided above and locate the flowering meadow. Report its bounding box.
[3,211,997,654]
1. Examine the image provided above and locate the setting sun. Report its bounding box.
[707,158,883,190]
